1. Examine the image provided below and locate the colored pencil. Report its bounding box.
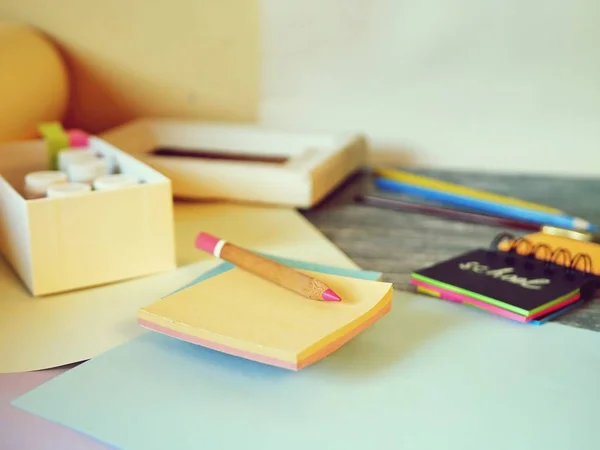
[195,232,342,302]
[373,168,563,214]
[373,177,597,232]
[355,194,541,231]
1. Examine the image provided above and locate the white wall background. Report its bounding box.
[260,0,600,176]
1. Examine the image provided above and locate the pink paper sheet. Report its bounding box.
[0,366,107,450]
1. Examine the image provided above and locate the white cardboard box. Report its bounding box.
[101,119,368,208]
[0,137,176,296]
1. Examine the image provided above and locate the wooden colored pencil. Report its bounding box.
[355,194,541,232]
[195,232,342,302]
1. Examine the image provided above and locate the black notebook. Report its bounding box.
[412,233,597,317]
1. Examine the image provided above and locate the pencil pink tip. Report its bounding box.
[195,232,220,254]
[322,289,342,302]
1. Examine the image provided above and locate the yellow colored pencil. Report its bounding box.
[373,168,563,215]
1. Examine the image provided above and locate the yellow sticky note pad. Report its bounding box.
[139,268,393,370]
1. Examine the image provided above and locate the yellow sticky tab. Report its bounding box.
[38,121,64,135]
[38,122,69,169]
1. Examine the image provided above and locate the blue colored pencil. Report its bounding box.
[373,177,597,232]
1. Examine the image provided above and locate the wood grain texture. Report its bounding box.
[302,169,600,332]
[221,243,332,301]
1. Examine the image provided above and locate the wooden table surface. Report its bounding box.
[303,169,600,332]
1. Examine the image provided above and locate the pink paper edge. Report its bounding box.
[410,278,580,322]
[138,302,391,371]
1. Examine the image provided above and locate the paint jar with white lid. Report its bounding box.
[67,158,106,184]
[24,171,68,199]
[46,182,92,198]
[57,149,97,172]
[93,174,139,191]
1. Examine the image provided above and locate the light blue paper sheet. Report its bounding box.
[170,253,382,295]
[12,259,600,450]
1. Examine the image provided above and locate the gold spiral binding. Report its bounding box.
[508,237,533,256]
[523,242,553,270]
[527,243,553,262]
[490,231,594,277]
[548,247,573,269]
[568,253,594,276]
[489,232,517,251]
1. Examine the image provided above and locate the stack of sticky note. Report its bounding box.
[410,247,596,325]
[139,257,393,370]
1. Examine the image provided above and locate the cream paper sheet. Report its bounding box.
[0,0,259,131]
[0,202,357,373]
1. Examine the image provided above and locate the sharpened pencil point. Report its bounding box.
[322,289,342,302]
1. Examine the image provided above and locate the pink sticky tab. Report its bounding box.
[195,232,220,255]
[67,129,89,148]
